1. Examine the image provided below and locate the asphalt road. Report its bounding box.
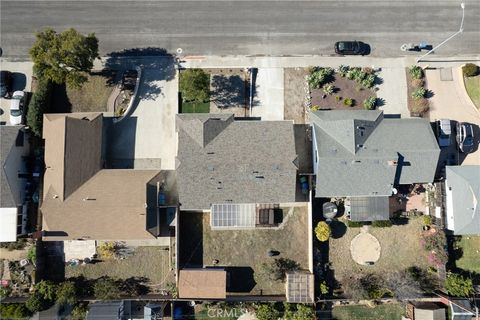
[1,0,479,58]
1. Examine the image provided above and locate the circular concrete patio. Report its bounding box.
[350,231,381,265]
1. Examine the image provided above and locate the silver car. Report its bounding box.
[456,122,475,153]
[10,91,24,125]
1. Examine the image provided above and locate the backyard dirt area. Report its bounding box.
[329,216,430,283]
[311,76,376,111]
[179,206,310,295]
[284,68,307,124]
[51,71,116,113]
[65,246,174,288]
[206,68,248,117]
[331,303,405,320]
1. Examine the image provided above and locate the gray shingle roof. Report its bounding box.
[446,166,480,235]
[176,114,298,210]
[310,111,440,197]
[1,126,23,207]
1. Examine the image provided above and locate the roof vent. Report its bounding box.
[352,160,361,164]
[388,160,398,166]
[53,194,58,199]
[207,152,215,155]
[255,176,265,179]
[208,165,214,171]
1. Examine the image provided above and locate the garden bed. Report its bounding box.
[406,66,429,117]
[308,66,378,111]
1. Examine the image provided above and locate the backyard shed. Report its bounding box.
[286,272,314,303]
[346,196,390,221]
[413,302,446,320]
[178,269,226,299]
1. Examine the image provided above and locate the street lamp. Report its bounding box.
[417,2,465,63]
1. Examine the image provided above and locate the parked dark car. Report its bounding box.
[334,41,366,55]
[456,122,475,153]
[0,70,12,98]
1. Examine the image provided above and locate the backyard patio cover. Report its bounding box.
[349,196,390,221]
[178,269,226,299]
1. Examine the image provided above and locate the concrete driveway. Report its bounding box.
[427,67,480,166]
[108,59,178,170]
[251,68,284,120]
[0,60,33,125]
[376,67,410,118]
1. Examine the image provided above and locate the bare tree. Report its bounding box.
[386,270,423,300]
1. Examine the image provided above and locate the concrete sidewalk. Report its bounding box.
[376,67,410,118]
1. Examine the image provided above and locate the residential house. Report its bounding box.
[1,125,30,242]
[445,165,480,235]
[40,113,178,241]
[310,110,440,221]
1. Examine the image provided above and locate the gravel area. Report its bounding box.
[284,68,308,124]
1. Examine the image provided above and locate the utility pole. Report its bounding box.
[417,2,465,63]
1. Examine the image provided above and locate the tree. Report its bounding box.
[179,69,210,103]
[262,258,299,282]
[385,270,423,299]
[315,221,331,242]
[462,63,478,77]
[56,281,77,306]
[35,280,57,302]
[29,28,98,88]
[255,304,280,320]
[94,277,121,300]
[25,292,47,313]
[26,80,53,137]
[445,273,474,297]
[294,304,316,320]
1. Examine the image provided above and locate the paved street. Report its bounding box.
[1,1,479,58]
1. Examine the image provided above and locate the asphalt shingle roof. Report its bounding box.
[446,165,480,235]
[1,126,23,207]
[176,114,298,210]
[310,110,440,197]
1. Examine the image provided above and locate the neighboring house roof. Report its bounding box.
[414,302,446,320]
[1,125,25,207]
[87,301,124,320]
[176,114,298,210]
[41,113,167,241]
[0,208,18,242]
[178,269,226,299]
[446,166,480,235]
[347,196,390,221]
[310,110,440,197]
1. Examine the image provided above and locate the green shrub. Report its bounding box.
[307,67,334,89]
[323,84,334,95]
[315,221,331,242]
[347,220,365,228]
[255,304,280,320]
[343,98,354,107]
[412,86,426,99]
[26,80,53,137]
[56,281,77,306]
[411,78,425,88]
[27,246,36,264]
[372,220,393,227]
[294,304,316,320]
[71,303,89,320]
[423,215,433,225]
[361,74,376,88]
[338,64,350,77]
[335,96,342,101]
[26,292,47,313]
[319,281,329,295]
[0,304,31,319]
[445,273,474,297]
[462,63,479,77]
[310,105,321,111]
[409,66,424,79]
[363,96,376,110]
[179,68,210,103]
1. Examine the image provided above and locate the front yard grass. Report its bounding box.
[329,216,430,285]
[180,101,210,113]
[464,75,480,109]
[455,236,480,273]
[65,246,174,288]
[332,303,405,320]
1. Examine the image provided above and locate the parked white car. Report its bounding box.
[10,91,24,125]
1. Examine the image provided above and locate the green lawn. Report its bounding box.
[456,236,480,273]
[181,101,210,113]
[332,304,405,320]
[464,75,480,109]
